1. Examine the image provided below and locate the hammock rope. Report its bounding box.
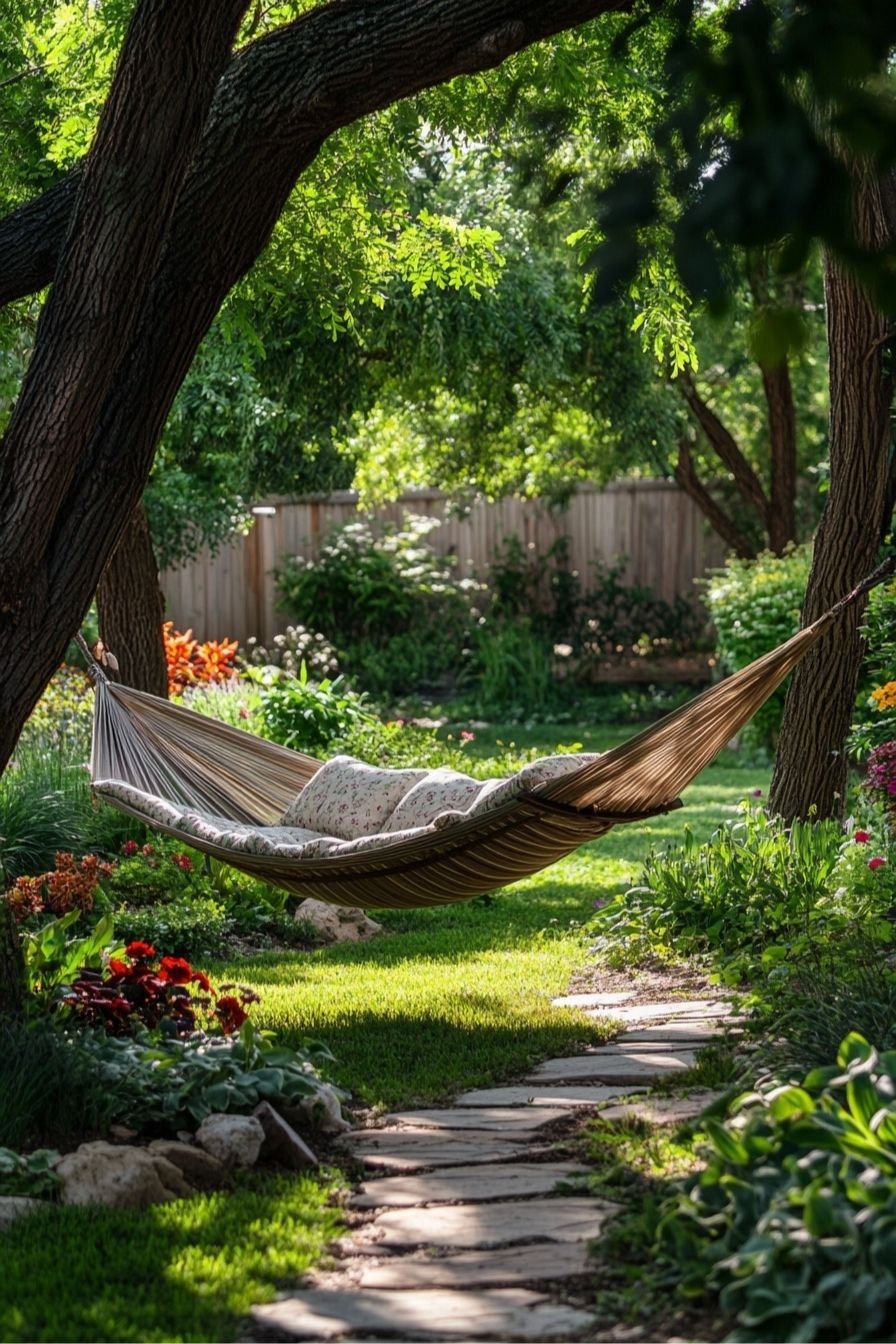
[81,557,896,911]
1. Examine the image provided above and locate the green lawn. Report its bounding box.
[0,1173,344,1343]
[216,725,766,1110]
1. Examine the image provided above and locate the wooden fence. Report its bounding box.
[160,481,726,646]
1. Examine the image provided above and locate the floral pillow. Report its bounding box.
[179,810,324,855]
[281,755,429,840]
[93,779,185,829]
[384,768,487,832]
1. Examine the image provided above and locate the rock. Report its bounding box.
[147,1139,226,1191]
[354,1242,594,1289]
[253,1101,318,1169]
[339,1129,551,1172]
[527,1049,696,1084]
[382,1106,568,1131]
[294,898,383,944]
[56,1141,193,1208]
[108,1123,139,1141]
[282,1083,350,1135]
[195,1113,265,1168]
[360,1197,619,1250]
[349,1161,585,1209]
[0,1196,45,1229]
[454,1083,647,1109]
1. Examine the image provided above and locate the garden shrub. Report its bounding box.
[248,662,376,754]
[473,619,556,719]
[115,892,232,959]
[0,741,93,884]
[592,799,848,982]
[703,545,811,756]
[849,576,896,757]
[656,1033,896,1342]
[178,679,265,734]
[242,624,339,679]
[0,1018,122,1149]
[275,515,481,696]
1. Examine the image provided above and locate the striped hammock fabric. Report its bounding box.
[85,569,884,911]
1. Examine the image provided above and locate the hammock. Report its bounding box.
[83,564,891,911]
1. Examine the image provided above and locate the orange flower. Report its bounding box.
[871,681,896,712]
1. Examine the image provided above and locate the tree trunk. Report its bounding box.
[761,360,798,554]
[0,0,628,775]
[0,901,26,1020]
[673,437,757,558]
[769,165,896,821]
[96,502,168,697]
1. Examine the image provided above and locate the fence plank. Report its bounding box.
[160,483,726,645]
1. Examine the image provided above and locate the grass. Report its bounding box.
[214,724,765,1110]
[0,1172,345,1343]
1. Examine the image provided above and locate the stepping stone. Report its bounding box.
[596,1091,725,1126]
[340,1129,548,1172]
[361,1197,619,1250]
[349,1161,585,1208]
[353,1241,594,1288]
[252,1287,596,1341]
[552,990,635,1008]
[616,1020,733,1044]
[600,1039,706,1053]
[607,999,734,1023]
[527,1050,696,1084]
[382,1107,568,1132]
[454,1083,647,1108]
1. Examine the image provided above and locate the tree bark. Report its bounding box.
[679,370,772,531]
[769,165,896,821]
[0,0,631,773]
[760,360,798,554]
[96,503,168,698]
[673,437,756,558]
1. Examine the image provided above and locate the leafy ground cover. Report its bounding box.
[0,1172,344,1343]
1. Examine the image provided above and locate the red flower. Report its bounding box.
[107,958,130,977]
[159,955,193,985]
[215,995,248,1034]
[854,830,871,844]
[125,940,156,961]
[189,969,213,993]
[142,844,155,857]
[171,853,193,871]
[869,857,887,871]
[121,840,139,857]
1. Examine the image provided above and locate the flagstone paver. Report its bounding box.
[599,999,736,1023]
[349,1161,586,1208]
[382,1106,569,1131]
[596,1091,726,1126]
[617,1019,734,1043]
[454,1083,647,1108]
[528,1049,696,1084]
[552,990,636,1008]
[340,1129,551,1172]
[252,1288,597,1340]
[349,1241,595,1289]
[359,1197,620,1250]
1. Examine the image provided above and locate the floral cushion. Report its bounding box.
[384,768,488,833]
[93,779,184,829]
[281,755,429,840]
[179,809,324,856]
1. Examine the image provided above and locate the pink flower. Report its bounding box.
[171,853,193,871]
[460,730,475,743]
[869,857,886,871]
[854,830,871,844]
[121,840,139,857]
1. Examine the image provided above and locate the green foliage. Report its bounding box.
[76,1020,342,1133]
[0,1171,344,1343]
[22,910,117,1005]
[115,894,232,961]
[0,740,91,884]
[276,516,480,697]
[0,1018,121,1151]
[849,577,896,756]
[703,547,811,755]
[0,1145,59,1199]
[250,663,376,755]
[657,1036,896,1342]
[592,800,846,981]
[473,620,556,720]
[333,718,537,779]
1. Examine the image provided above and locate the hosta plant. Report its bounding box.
[657,1033,896,1342]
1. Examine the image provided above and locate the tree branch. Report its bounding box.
[673,437,756,558]
[678,369,771,529]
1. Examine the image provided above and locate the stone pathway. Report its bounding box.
[250,997,735,1342]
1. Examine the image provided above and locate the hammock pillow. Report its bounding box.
[384,768,492,832]
[280,755,429,839]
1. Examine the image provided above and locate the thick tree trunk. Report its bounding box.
[769,166,895,821]
[96,503,168,698]
[0,0,629,773]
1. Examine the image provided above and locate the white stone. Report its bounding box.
[253,1288,595,1341]
[0,1196,45,1229]
[56,1141,192,1208]
[382,1106,568,1131]
[363,1197,619,1250]
[596,1091,725,1125]
[551,991,635,1007]
[350,1161,585,1208]
[284,1083,350,1134]
[195,1113,264,1167]
[340,1129,549,1172]
[294,898,383,943]
[353,1242,594,1288]
[606,999,735,1023]
[454,1084,647,1108]
[527,1049,696,1084]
